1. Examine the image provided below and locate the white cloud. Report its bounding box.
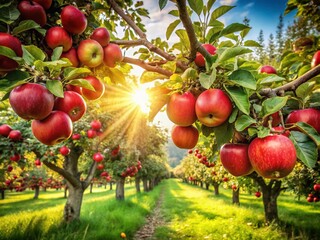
[219,0,238,5]
[244,2,254,9]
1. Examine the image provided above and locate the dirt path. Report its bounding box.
[133,190,165,240]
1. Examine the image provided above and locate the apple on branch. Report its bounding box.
[45,27,73,52]
[77,39,104,68]
[90,27,110,47]
[18,0,47,27]
[61,5,87,34]
[0,33,23,73]
[171,125,199,149]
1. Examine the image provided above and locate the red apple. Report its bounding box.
[285,108,320,133]
[34,159,41,166]
[271,126,290,137]
[194,43,216,67]
[259,65,277,74]
[166,92,197,126]
[65,84,82,95]
[45,27,72,52]
[97,164,104,171]
[77,39,104,68]
[81,76,105,100]
[93,152,104,162]
[61,5,87,35]
[100,171,108,177]
[0,33,23,72]
[72,133,81,140]
[314,197,319,202]
[220,143,254,177]
[188,149,193,154]
[5,180,11,186]
[10,153,21,162]
[87,129,97,138]
[18,1,47,27]
[255,191,261,198]
[248,135,296,179]
[53,91,87,122]
[90,27,110,47]
[59,146,70,156]
[31,111,73,145]
[90,120,102,130]
[8,130,22,141]
[307,196,314,202]
[0,124,12,137]
[195,89,233,127]
[33,0,52,10]
[314,183,320,192]
[231,185,237,190]
[171,125,199,149]
[223,177,229,182]
[311,50,320,68]
[60,48,79,67]
[7,165,13,172]
[9,83,54,120]
[103,43,123,68]
[263,112,281,127]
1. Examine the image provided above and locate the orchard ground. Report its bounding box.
[1,179,320,240]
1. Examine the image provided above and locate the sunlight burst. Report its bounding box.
[131,88,150,114]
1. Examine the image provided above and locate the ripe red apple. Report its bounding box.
[171,125,199,149]
[195,89,233,127]
[34,159,41,166]
[61,5,87,34]
[65,84,82,95]
[97,164,104,171]
[18,1,47,27]
[7,165,13,172]
[166,92,197,126]
[59,146,70,156]
[87,129,97,138]
[285,108,320,133]
[194,43,216,67]
[307,196,314,202]
[220,143,254,177]
[248,135,296,179]
[255,191,261,198]
[100,171,108,177]
[103,43,123,68]
[311,50,320,68]
[72,133,81,140]
[259,65,277,74]
[188,149,193,154]
[53,91,87,122]
[314,184,320,192]
[0,33,23,72]
[9,83,54,120]
[10,153,21,162]
[263,112,281,127]
[223,177,229,182]
[77,39,104,68]
[45,26,72,52]
[8,130,22,141]
[60,48,79,67]
[31,111,73,145]
[90,27,110,47]
[81,76,105,100]
[93,152,104,162]
[5,180,11,186]
[0,124,12,137]
[33,0,52,10]
[314,197,319,202]
[231,185,237,190]
[90,120,102,130]
[271,126,290,137]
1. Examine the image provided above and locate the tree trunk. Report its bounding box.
[205,183,210,190]
[33,185,40,199]
[135,177,141,193]
[109,182,113,190]
[142,178,149,192]
[64,186,68,198]
[116,178,125,200]
[89,182,93,193]
[43,187,46,192]
[232,188,240,205]
[200,181,203,188]
[1,189,4,199]
[149,178,154,191]
[64,185,84,222]
[213,182,219,195]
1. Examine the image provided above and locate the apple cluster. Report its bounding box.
[169,88,233,149]
[306,184,320,203]
[188,149,215,168]
[120,161,142,178]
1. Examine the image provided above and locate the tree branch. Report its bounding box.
[259,65,320,97]
[123,57,173,76]
[83,161,97,189]
[176,0,210,63]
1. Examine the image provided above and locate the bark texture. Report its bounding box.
[116,178,125,200]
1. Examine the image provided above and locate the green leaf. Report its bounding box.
[260,96,288,118]
[296,122,320,148]
[290,131,317,168]
[235,115,256,131]
[140,71,167,84]
[64,68,91,81]
[22,45,46,65]
[12,20,44,35]
[217,47,252,63]
[207,0,216,10]
[228,108,238,123]
[159,0,168,10]
[213,121,233,148]
[219,23,250,38]
[199,66,216,89]
[51,47,63,61]
[244,40,261,47]
[228,69,256,90]
[166,19,180,40]
[0,46,17,59]
[259,75,286,84]
[168,10,179,16]
[309,92,320,108]
[0,5,19,25]
[201,125,215,137]
[0,70,29,92]
[68,79,95,91]
[46,80,64,98]
[296,81,315,100]
[209,5,234,22]
[175,29,190,49]
[188,0,203,15]
[225,86,250,115]
[256,126,270,138]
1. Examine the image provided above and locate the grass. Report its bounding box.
[1,179,320,240]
